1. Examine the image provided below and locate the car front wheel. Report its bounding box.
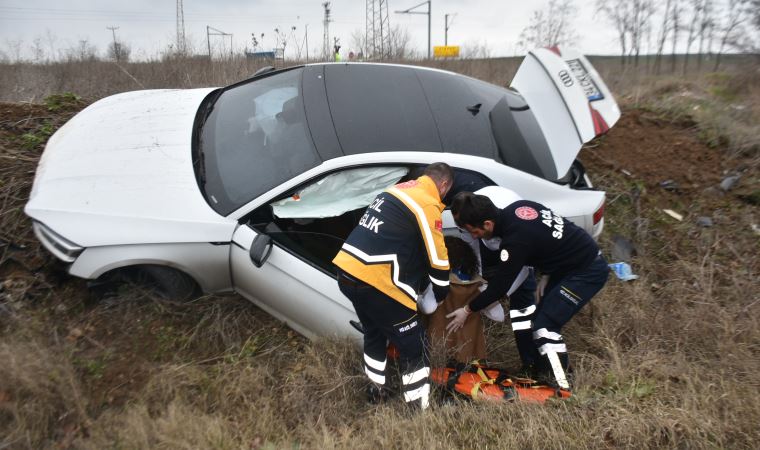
[138,265,200,301]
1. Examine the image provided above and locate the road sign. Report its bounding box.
[434,46,459,58]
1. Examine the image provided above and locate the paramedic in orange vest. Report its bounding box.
[333,162,453,410]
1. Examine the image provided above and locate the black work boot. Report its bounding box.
[535,353,572,391]
[365,383,390,404]
[513,363,538,382]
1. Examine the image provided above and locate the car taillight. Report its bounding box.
[593,201,605,225]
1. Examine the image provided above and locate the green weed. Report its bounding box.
[44,92,81,111]
[19,121,56,150]
[74,355,108,379]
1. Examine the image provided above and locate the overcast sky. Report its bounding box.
[0,0,689,60]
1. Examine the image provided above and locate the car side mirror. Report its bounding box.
[250,234,273,268]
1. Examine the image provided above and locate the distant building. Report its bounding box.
[245,50,276,61]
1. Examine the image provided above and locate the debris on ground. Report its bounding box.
[696,217,714,227]
[609,262,639,281]
[659,179,679,192]
[662,209,683,221]
[720,175,740,191]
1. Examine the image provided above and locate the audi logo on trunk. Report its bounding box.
[558,70,574,87]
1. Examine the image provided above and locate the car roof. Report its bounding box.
[203,63,536,216]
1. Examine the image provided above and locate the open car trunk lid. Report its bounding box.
[510,47,621,179]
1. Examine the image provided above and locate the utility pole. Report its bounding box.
[366,0,391,59]
[444,13,456,46]
[176,0,186,55]
[396,1,431,59]
[322,2,332,61]
[106,26,120,61]
[289,26,299,61]
[305,24,309,62]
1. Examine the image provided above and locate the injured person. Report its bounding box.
[420,185,540,372]
[424,236,487,363]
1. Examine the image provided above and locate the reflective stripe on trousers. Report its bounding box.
[364,353,387,385]
[402,365,430,410]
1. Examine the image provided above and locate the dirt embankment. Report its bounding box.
[584,108,758,260]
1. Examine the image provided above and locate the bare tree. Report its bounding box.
[4,38,24,63]
[518,0,579,50]
[752,0,760,53]
[64,39,98,62]
[683,0,703,74]
[670,0,683,72]
[461,39,492,59]
[350,28,368,58]
[628,0,656,67]
[696,0,715,70]
[714,0,751,70]
[654,0,674,74]
[597,0,657,68]
[30,37,46,63]
[388,25,413,59]
[45,30,57,61]
[108,40,132,62]
[597,0,629,66]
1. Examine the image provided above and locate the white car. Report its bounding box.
[25,47,620,340]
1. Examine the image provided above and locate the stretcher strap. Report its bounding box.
[471,366,496,399]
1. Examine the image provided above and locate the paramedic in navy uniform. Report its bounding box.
[446,192,609,389]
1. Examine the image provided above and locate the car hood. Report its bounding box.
[25,88,236,247]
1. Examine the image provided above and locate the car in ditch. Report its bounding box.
[25,47,620,340]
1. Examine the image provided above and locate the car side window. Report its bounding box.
[201,68,320,215]
[245,166,411,276]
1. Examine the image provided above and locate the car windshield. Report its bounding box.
[196,68,320,215]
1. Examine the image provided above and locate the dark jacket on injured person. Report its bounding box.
[333,175,450,311]
[468,200,599,312]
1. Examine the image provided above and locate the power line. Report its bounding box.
[396,0,431,59]
[0,6,311,23]
[207,25,233,59]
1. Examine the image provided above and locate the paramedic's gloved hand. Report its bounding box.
[445,305,471,333]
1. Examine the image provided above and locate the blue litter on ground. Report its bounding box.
[609,262,639,281]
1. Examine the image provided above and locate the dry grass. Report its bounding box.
[1,57,759,449]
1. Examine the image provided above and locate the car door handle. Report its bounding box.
[249,234,273,268]
[349,320,364,334]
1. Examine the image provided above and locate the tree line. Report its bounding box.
[519,0,760,72]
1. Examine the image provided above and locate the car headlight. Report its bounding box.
[32,221,84,263]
